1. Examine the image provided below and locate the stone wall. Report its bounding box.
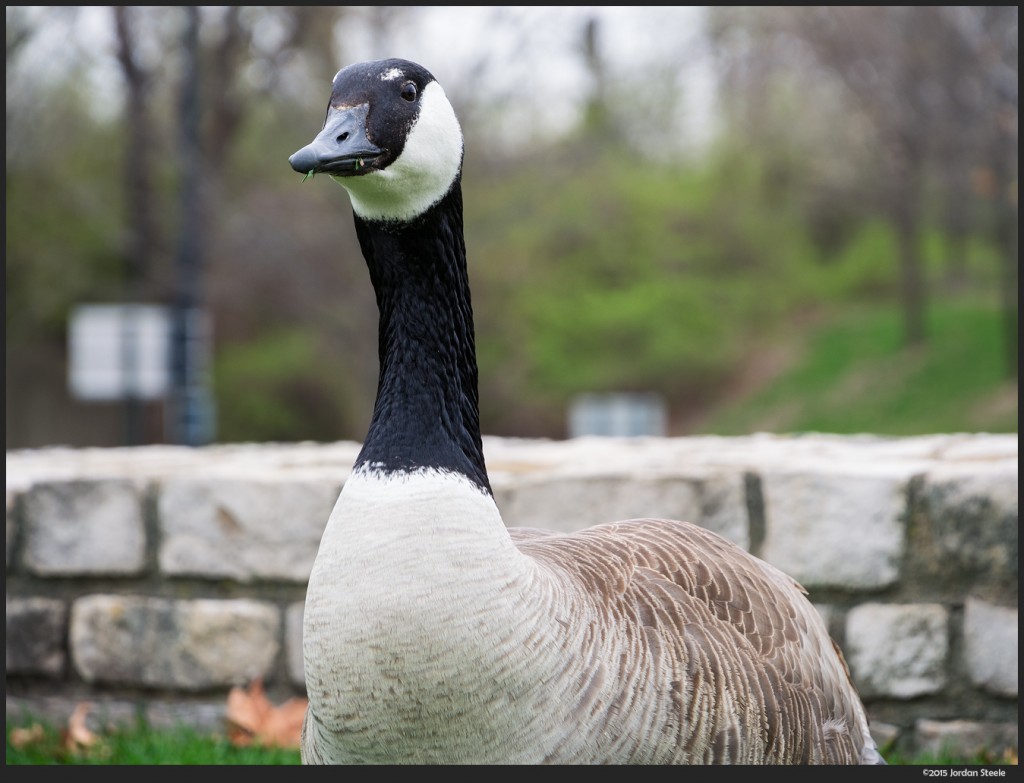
[5,434,1018,760]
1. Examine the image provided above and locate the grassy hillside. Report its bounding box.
[694,299,1017,436]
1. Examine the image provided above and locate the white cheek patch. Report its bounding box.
[338,81,463,222]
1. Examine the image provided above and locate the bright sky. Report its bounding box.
[347,6,717,149]
[8,6,717,152]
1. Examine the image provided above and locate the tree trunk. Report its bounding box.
[112,6,159,445]
[890,137,928,347]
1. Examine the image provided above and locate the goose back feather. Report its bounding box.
[289,57,884,765]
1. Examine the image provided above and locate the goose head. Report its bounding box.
[289,57,486,491]
[289,58,464,223]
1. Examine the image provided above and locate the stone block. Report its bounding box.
[846,603,949,698]
[21,480,147,576]
[70,594,280,690]
[6,597,67,676]
[494,471,749,549]
[963,597,1018,697]
[916,466,1018,589]
[760,470,906,589]
[158,478,340,582]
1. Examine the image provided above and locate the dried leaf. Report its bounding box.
[258,696,307,748]
[9,723,45,748]
[225,679,307,749]
[64,702,99,752]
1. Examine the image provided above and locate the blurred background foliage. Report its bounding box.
[5,6,1018,448]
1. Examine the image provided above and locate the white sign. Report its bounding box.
[68,304,172,401]
[569,392,668,438]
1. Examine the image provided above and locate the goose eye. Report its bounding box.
[400,82,417,102]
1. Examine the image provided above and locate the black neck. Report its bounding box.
[351,181,491,494]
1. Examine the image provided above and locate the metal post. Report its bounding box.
[170,5,215,446]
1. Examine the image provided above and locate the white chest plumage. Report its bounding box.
[301,469,682,764]
[302,468,551,763]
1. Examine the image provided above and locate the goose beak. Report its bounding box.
[289,103,384,177]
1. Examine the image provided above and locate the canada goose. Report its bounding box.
[289,57,885,765]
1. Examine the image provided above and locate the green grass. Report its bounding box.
[698,298,1017,436]
[6,714,1011,765]
[6,717,300,765]
[883,748,1018,766]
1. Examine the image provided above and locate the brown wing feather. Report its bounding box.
[512,517,868,764]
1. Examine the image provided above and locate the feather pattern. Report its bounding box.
[513,518,868,763]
